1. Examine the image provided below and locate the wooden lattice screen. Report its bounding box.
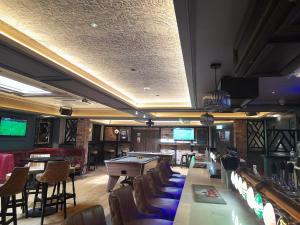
[247,120,265,152]
[64,119,78,144]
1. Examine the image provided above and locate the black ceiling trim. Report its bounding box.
[0,40,136,112]
[173,0,197,109]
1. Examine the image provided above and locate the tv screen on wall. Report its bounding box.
[0,117,27,137]
[173,128,194,141]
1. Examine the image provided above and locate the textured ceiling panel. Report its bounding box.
[0,0,190,107]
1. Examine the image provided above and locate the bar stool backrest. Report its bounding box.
[39,161,70,183]
[133,176,148,212]
[145,171,159,196]
[0,167,29,197]
[64,205,107,225]
[150,168,164,187]
[109,186,141,225]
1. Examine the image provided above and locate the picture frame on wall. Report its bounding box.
[36,121,51,144]
[120,129,128,141]
[197,127,208,145]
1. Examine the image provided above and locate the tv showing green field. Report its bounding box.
[173,128,194,141]
[0,117,27,136]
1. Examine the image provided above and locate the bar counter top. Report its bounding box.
[173,160,260,225]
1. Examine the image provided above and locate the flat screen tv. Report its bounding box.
[173,128,194,141]
[0,117,27,137]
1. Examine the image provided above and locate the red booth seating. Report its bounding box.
[28,147,86,171]
[1,147,86,176]
[0,153,15,183]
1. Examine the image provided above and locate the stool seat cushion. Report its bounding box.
[147,198,179,220]
[167,178,185,187]
[128,219,173,225]
[160,187,182,199]
[172,174,186,179]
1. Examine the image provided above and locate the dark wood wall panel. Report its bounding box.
[131,128,160,152]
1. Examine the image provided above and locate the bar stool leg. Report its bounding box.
[56,182,61,212]
[1,196,7,225]
[33,182,40,212]
[23,190,28,218]
[41,183,48,225]
[12,195,17,225]
[62,181,67,219]
[51,184,57,203]
[70,174,76,206]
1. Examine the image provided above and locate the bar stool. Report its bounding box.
[33,161,70,225]
[180,154,188,167]
[147,170,182,200]
[279,161,286,185]
[157,163,185,188]
[160,161,186,179]
[64,205,107,225]
[133,176,179,221]
[51,166,77,206]
[0,167,29,225]
[286,162,295,189]
[88,150,98,171]
[109,186,172,225]
[187,153,196,167]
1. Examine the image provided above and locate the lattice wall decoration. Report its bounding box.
[247,120,265,151]
[267,129,296,152]
[64,119,78,144]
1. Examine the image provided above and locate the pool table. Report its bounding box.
[105,156,158,192]
[127,151,174,163]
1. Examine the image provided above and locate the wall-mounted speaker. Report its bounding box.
[59,107,72,116]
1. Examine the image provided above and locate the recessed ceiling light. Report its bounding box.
[90,22,98,28]
[272,91,276,94]
[143,87,151,91]
[0,75,51,95]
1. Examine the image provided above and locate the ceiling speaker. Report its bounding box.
[59,107,72,116]
[146,119,154,127]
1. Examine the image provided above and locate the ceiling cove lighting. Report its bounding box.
[202,63,231,110]
[0,75,51,95]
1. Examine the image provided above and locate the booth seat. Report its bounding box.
[1,147,86,174]
[0,153,15,183]
[28,147,86,171]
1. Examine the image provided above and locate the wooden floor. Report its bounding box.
[14,166,187,225]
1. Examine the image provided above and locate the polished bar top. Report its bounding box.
[173,160,260,225]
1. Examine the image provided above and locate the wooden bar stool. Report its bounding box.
[51,166,77,206]
[0,167,29,225]
[33,161,70,225]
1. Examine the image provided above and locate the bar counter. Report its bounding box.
[173,159,260,225]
